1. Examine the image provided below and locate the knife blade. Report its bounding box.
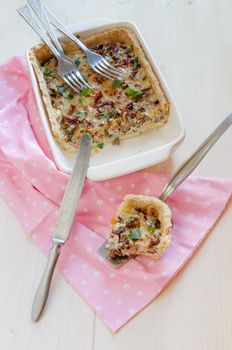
[31,133,91,322]
[53,133,91,244]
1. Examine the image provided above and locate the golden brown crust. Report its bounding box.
[29,26,169,153]
[107,194,172,259]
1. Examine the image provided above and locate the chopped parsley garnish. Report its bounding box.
[133,57,139,68]
[75,58,81,66]
[129,228,142,240]
[57,85,67,93]
[97,143,104,149]
[112,78,123,88]
[43,67,55,77]
[80,87,92,97]
[124,87,143,99]
[66,93,74,100]
[76,111,85,117]
[103,110,110,119]
[128,44,134,53]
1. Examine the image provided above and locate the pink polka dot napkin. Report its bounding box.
[0,57,231,332]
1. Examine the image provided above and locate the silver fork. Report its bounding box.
[18,5,88,93]
[41,3,125,80]
[98,113,232,268]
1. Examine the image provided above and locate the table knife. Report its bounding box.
[31,133,91,322]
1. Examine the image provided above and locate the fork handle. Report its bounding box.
[31,242,61,322]
[159,113,232,202]
[27,0,65,56]
[18,6,61,61]
[44,4,89,53]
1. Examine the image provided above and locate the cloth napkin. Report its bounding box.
[0,57,231,332]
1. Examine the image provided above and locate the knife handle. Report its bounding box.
[31,242,61,322]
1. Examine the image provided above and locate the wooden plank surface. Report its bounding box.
[0,0,231,349]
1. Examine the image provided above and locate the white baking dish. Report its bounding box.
[27,18,185,181]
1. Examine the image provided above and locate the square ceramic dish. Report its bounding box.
[26,18,185,181]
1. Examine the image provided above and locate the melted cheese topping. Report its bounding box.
[41,40,169,151]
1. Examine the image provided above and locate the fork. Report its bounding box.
[18,5,89,93]
[39,2,125,80]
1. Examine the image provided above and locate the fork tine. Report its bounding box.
[92,66,113,80]
[101,59,125,77]
[98,62,122,79]
[95,64,116,79]
[62,75,80,93]
[70,72,85,89]
[67,73,82,91]
[75,70,91,88]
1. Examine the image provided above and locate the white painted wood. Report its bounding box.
[0,0,231,349]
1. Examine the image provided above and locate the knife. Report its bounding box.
[31,133,92,322]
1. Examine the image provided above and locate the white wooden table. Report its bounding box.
[0,1,231,349]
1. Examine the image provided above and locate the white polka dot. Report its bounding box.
[23,212,29,217]
[46,177,52,182]
[128,308,135,315]
[123,283,130,290]
[61,184,66,190]
[116,185,122,192]
[185,196,192,203]
[81,280,87,286]
[0,181,5,186]
[69,254,76,259]
[31,177,38,184]
[96,305,101,311]
[62,268,68,275]
[32,202,36,207]
[43,201,48,206]
[32,234,37,240]
[130,183,135,188]
[144,188,151,195]
[187,228,192,234]
[97,199,103,206]
[86,247,93,253]
[199,192,204,197]
[82,263,88,269]
[178,248,188,254]
[83,207,88,213]
[90,232,97,238]
[116,318,122,325]
[218,179,225,184]
[2,80,6,85]
[16,189,22,194]
[137,290,144,296]
[0,95,3,100]
[109,273,115,278]
[122,268,130,274]
[116,299,122,305]
[161,271,168,277]
[148,261,155,267]
[13,76,18,81]
[25,223,29,228]
[97,215,104,222]
[143,172,149,178]
[9,202,13,207]
[91,187,96,192]
[74,236,79,242]
[103,289,109,295]
[206,201,211,206]
[84,291,89,297]
[49,227,54,233]
[37,218,42,224]
[143,275,149,280]
[187,213,195,220]
[94,271,100,277]
[109,197,115,202]
[26,196,31,201]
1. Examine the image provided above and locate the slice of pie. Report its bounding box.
[106,195,172,259]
